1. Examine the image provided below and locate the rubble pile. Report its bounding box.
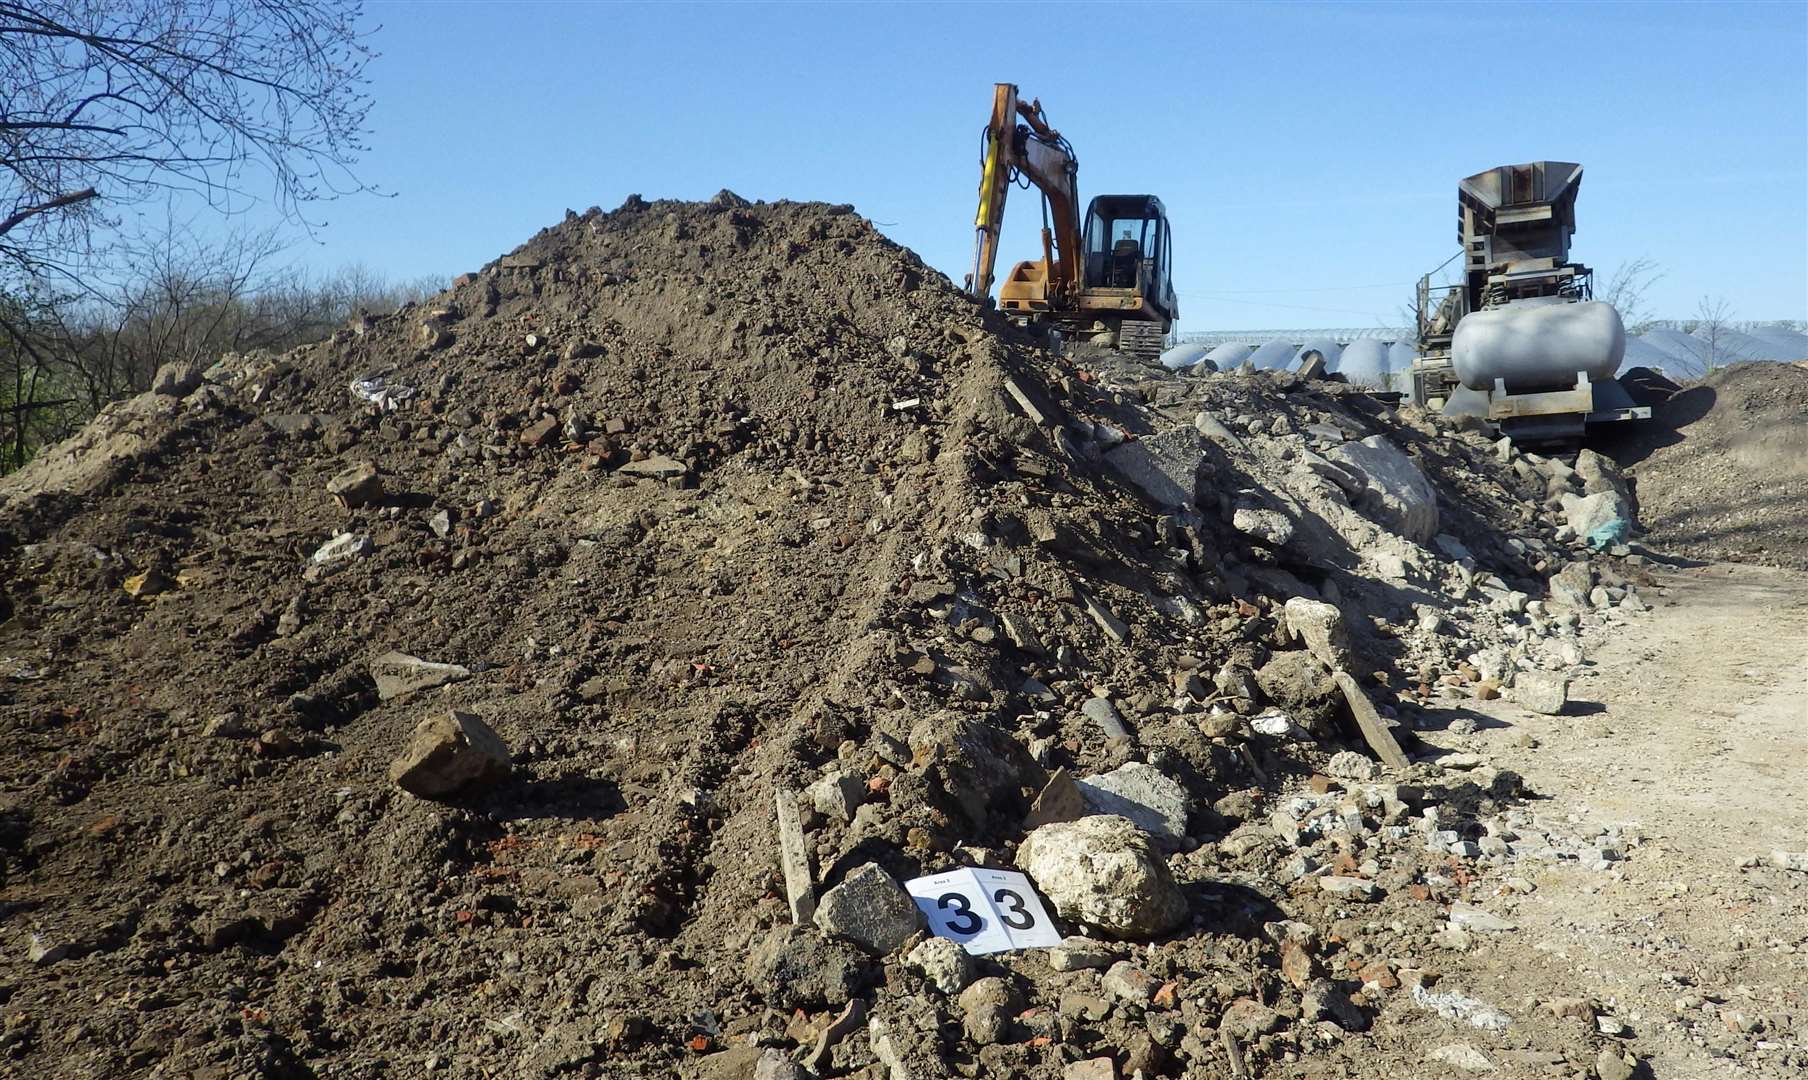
[0,196,1663,1078]
[1620,362,1808,569]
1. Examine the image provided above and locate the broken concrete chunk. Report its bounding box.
[1080,592,1130,643]
[1232,506,1295,548]
[776,788,816,923]
[1081,696,1129,741]
[806,769,864,823]
[1047,936,1120,971]
[1512,671,1568,715]
[1023,768,1089,831]
[1076,762,1190,850]
[310,532,372,568]
[617,454,688,480]
[1016,815,1186,940]
[1103,429,1201,509]
[1284,596,1353,670]
[812,863,923,955]
[1328,436,1439,542]
[370,650,472,701]
[388,709,511,798]
[906,935,974,995]
[1332,671,1410,771]
[326,461,383,507]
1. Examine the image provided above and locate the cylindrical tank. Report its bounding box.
[1451,298,1625,392]
[1246,339,1297,370]
[1204,342,1255,369]
[1290,338,1343,372]
[1160,343,1211,371]
[1335,339,1391,387]
[1387,341,1418,372]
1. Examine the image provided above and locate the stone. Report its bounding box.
[1328,435,1439,542]
[1513,672,1568,715]
[1325,750,1378,781]
[618,454,688,480]
[775,788,816,922]
[1769,849,1808,872]
[1102,960,1160,1007]
[370,650,472,700]
[1047,936,1118,972]
[1280,939,1317,987]
[1016,815,1187,939]
[1219,998,1283,1039]
[1448,904,1516,933]
[150,360,204,397]
[520,415,561,447]
[812,863,924,955]
[1547,564,1591,607]
[326,461,383,507]
[1081,696,1130,740]
[1560,490,1634,549]
[1076,762,1191,849]
[26,933,69,966]
[957,979,1019,1045]
[1332,672,1410,771]
[1081,592,1130,643]
[1104,429,1201,509]
[1595,1047,1635,1080]
[1232,506,1295,548]
[907,936,974,995]
[429,509,454,538]
[1319,876,1380,901]
[1023,768,1089,831]
[753,1049,805,1080]
[1428,1042,1495,1073]
[907,712,1036,832]
[310,532,372,568]
[1302,978,1369,1031]
[388,709,511,798]
[867,997,944,1080]
[745,925,871,1009]
[1573,449,1628,498]
[807,769,864,822]
[1064,1059,1116,1080]
[1194,411,1247,450]
[1284,597,1353,670]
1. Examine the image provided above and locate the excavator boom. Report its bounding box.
[964,83,1177,359]
[968,83,1083,307]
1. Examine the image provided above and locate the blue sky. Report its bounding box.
[219,0,1807,328]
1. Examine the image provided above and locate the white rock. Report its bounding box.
[1016,816,1186,940]
[1328,436,1439,542]
[907,936,974,995]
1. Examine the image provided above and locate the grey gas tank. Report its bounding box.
[1451,298,1625,392]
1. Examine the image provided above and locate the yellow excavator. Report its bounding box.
[966,82,1178,360]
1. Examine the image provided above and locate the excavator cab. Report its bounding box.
[1081,195,1177,323]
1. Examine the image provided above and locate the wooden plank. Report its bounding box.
[1333,671,1411,772]
[775,787,816,923]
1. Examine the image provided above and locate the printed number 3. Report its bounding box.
[937,892,981,934]
[993,888,1036,930]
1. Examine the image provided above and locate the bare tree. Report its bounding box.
[1693,296,1735,371]
[1597,256,1664,334]
[0,0,377,293]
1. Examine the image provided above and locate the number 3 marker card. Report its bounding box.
[904,867,1061,955]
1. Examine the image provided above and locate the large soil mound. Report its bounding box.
[1,196,1657,1079]
[1624,363,1808,568]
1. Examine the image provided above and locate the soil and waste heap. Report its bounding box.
[0,194,1677,1078]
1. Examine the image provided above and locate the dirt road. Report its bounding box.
[1420,562,1808,1077]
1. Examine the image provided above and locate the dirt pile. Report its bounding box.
[1,196,1659,1079]
[1617,363,1808,568]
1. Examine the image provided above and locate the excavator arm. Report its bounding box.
[967,83,1084,308]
